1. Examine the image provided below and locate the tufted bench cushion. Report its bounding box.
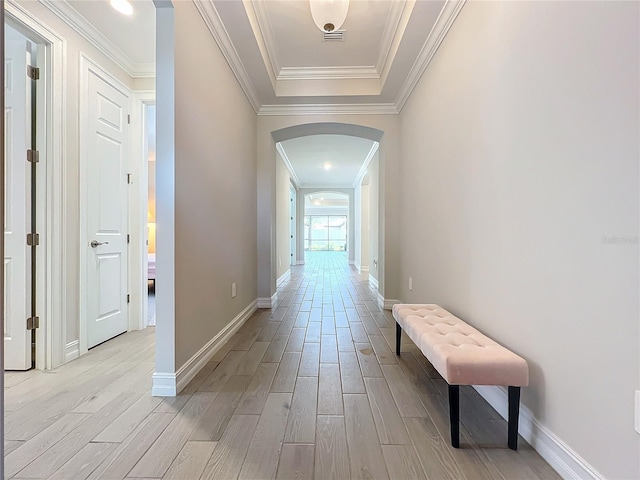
[392,303,529,450]
[392,304,529,387]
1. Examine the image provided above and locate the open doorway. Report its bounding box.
[146,104,156,327]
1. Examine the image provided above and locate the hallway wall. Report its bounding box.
[172,1,257,370]
[398,1,639,478]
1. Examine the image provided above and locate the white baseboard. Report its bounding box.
[257,291,279,309]
[152,299,258,397]
[369,274,379,290]
[277,270,291,288]
[473,385,604,480]
[65,340,79,363]
[377,294,399,311]
[151,373,177,397]
[296,260,305,265]
[349,260,355,265]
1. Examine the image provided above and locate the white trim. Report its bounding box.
[353,142,380,187]
[383,298,400,311]
[276,143,300,187]
[6,1,67,370]
[152,299,257,396]
[377,0,414,84]
[65,340,79,363]
[78,53,133,356]
[377,292,385,310]
[395,0,466,112]
[473,386,604,480]
[243,0,278,89]
[278,66,379,81]
[194,1,261,114]
[356,263,370,274]
[257,292,279,309]
[259,103,398,116]
[277,269,291,288]
[296,260,305,265]
[38,0,155,78]
[176,300,257,394]
[151,373,177,397]
[369,274,379,291]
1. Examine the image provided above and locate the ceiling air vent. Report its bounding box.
[323,30,345,42]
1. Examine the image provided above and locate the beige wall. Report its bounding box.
[399,1,639,478]
[276,151,291,281]
[173,1,257,369]
[10,1,142,366]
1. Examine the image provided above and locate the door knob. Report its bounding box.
[90,240,109,248]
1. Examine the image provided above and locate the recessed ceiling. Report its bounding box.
[39,0,466,112]
[279,134,377,188]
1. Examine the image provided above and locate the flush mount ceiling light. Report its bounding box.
[323,162,332,171]
[110,0,133,16]
[310,0,349,33]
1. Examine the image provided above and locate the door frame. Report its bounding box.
[129,91,155,332]
[78,53,132,356]
[5,1,65,370]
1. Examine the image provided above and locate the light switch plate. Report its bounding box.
[231,282,237,298]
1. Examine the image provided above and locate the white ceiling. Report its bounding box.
[279,134,376,188]
[42,0,465,112]
[43,0,463,187]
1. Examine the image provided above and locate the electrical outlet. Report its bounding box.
[635,391,640,434]
[231,282,237,298]
[409,277,413,291]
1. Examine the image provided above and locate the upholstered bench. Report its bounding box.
[392,304,529,450]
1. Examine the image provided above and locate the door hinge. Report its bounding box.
[127,114,131,124]
[127,234,130,244]
[127,173,132,184]
[27,149,39,163]
[27,316,40,330]
[127,294,131,304]
[27,65,40,80]
[26,233,40,246]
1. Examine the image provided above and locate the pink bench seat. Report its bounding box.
[392,303,529,450]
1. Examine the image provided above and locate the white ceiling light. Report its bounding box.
[110,0,133,16]
[323,162,332,171]
[310,0,349,33]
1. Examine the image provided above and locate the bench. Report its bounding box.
[392,304,529,450]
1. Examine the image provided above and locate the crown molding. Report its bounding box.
[258,103,398,116]
[395,0,466,112]
[195,1,261,114]
[244,0,279,88]
[377,0,414,83]
[38,0,155,78]
[353,142,379,187]
[276,143,301,188]
[278,66,379,81]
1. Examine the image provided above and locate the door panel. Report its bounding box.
[86,70,129,349]
[4,33,31,370]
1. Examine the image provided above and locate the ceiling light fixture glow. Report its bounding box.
[323,163,332,171]
[110,0,133,16]
[310,0,349,33]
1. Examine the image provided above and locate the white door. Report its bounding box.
[85,69,129,349]
[4,31,32,370]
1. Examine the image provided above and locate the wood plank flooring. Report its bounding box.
[4,251,561,479]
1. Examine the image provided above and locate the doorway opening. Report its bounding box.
[146,104,156,327]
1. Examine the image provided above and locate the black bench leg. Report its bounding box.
[448,385,460,448]
[395,322,402,355]
[508,386,521,450]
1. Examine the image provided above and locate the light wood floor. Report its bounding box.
[4,251,561,479]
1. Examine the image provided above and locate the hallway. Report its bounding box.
[3,252,559,479]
